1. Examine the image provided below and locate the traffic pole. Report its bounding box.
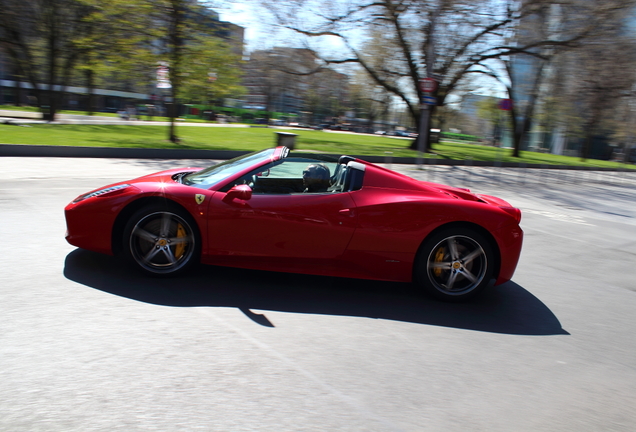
[416,104,430,169]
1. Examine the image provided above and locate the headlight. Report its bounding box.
[72,184,132,203]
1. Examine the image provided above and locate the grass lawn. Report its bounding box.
[0,121,633,170]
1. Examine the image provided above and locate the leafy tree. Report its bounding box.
[149,0,244,142]
[0,0,94,119]
[475,96,502,142]
[1,0,243,135]
[178,37,244,105]
[73,0,157,114]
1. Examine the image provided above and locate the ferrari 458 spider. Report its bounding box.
[65,146,523,301]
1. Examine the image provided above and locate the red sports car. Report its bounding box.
[65,146,523,301]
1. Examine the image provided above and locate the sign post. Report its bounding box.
[416,104,431,168]
[416,77,438,167]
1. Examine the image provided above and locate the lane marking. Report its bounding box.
[523,208,595,226]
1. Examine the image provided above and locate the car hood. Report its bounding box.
[129,167,203,184]
[75,168,203,199]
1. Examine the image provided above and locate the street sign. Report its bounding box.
[156,62,171,89]
[499,98,513,111]
[421,95,437,106]
[419,77,438,93]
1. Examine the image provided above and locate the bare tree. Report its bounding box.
[259,0,636,154]
[244,47,349,122]
[569,40,636,160]
[244,48,315,119]
[349,68,393,133]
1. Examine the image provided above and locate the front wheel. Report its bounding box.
[123,205,200,276]
[414,227,495,301]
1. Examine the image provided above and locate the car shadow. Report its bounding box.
[63,249,568,336]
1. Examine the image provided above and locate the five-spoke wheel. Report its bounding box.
[415,227,494,301]
[123,205,199,275]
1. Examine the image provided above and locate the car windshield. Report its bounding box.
[183,148,278,188]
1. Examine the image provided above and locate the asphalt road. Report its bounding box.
[1,157,635,432]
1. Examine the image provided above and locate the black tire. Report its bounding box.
[414,227,495,301]
[122,204,200,276]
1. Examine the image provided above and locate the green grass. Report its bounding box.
[0,120,633,170]
[0,105,42,113]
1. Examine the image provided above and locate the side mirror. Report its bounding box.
[224,184,252,202]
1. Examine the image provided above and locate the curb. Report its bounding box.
[0,143,513,166]
[0,143,631,171]
[0,144,247,160]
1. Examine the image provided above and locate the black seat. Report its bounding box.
[328,166,347,192]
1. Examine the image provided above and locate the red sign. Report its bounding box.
[499,99,513,111]
[419,78,437,93]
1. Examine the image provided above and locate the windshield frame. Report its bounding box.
[182,147,288,189]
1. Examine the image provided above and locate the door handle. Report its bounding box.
[339,208,354,217]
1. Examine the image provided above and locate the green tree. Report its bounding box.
[73,0,156,115]
[150,0,244,142]
[475,96,502,143]
[0,0,94,119]
[178,37,244,105]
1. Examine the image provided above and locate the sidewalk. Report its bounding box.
[0,109,249,127]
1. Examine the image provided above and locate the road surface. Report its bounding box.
[1,157,635,431]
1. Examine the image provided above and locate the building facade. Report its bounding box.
[242,47,350,122]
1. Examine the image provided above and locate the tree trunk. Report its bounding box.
[581,121,596,161]
[86,69,95,116]
[168,98,178,143]
[581,104,603,161]
[509,104,521,158]
[410,105,436,152]
[12,74,21,106]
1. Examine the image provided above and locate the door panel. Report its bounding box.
[208,192,357,260]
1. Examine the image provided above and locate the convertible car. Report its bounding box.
[65,146,523,301]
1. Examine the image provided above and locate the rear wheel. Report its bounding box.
[123,205,199,275]
[415,227,494,301]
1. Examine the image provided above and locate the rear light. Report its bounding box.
[500,206,522,223]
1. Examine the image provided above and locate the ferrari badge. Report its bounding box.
[195,194,205,205]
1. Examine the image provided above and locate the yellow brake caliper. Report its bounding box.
[434,247,445,277]
[174,223,187,259]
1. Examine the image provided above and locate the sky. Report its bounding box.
[219,2,283,52]
[219,5,258,49]
[218,1,349,55]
